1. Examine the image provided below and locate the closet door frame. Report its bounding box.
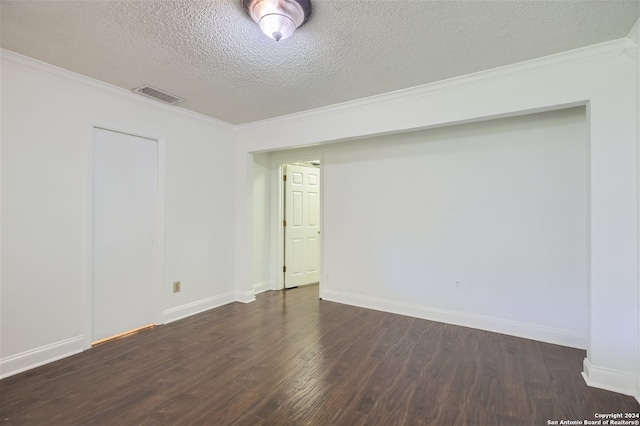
[83,123,166,349]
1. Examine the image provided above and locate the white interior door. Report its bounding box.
[92,127,157,342]
[284,163,320,288]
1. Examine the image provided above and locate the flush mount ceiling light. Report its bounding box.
[243,0,311,41]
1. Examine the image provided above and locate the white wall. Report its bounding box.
[326,108,587,337]
[238,39,639,399]
[252,152,272,293]
[632,19,640,408]
[0,51,236,377]
[627,19,640,405]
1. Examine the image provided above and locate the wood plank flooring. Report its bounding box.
[1,285,638,425]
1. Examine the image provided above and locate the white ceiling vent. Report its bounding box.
[132,85,184,105]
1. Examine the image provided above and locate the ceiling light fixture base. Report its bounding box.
[242,0,312,42]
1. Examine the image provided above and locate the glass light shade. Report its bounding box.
[259,13,296,41]
[244,0,310,41]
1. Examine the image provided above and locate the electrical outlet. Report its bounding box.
[173,281,181,293]
[455,281,462,292]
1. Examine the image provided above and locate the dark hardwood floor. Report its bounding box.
[1,285,638,425]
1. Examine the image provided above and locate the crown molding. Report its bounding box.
[236,38,628,132]
[0,49,234,131]
[2,34,630,135]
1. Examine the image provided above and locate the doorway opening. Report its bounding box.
[281,160,321,290]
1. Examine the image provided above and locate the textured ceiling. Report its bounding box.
[1,1,638,125]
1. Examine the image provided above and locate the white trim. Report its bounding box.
[235,290,256,303]
[154,137,167,326]
[253,281,273,294]
[0,49,233,130]
[163,292,235,324]
[0,336,84,379]
[276,162,285,290]
[84,125,166,348]
[582,358,639,398]
[322,289,587,350]
[237,39,626,133]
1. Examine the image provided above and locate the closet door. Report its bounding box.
[92,127,157,342]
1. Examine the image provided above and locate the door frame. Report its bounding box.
[271,155,324,294]
[83,123,166,350]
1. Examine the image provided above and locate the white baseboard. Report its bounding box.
[163,292,235,324]
[253,280,274,295]
[582,358,639,399]
[0,335,84,379]
[322,289,586,349]
[235,289,256,303]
